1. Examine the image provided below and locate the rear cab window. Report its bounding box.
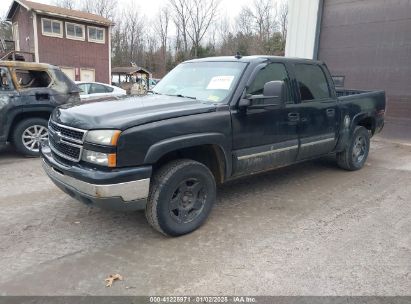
[294,64,331,102]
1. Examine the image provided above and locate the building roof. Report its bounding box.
[6,0,113,26]
[111,67,151,75]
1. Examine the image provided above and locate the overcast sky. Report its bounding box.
[1,0,274,22]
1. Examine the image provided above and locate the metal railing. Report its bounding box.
[0,50,35,62]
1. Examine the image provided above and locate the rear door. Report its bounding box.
[293,63,339,160]
[231,62,300,176]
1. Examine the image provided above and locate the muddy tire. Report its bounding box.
[337,126,370,171]
[13,118,48,157]
[145,159,216,236]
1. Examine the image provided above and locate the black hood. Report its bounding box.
[51,94,217,130]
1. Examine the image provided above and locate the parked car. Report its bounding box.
[0,61,80,156]
[41,55,385,236]
[76,81,127,100]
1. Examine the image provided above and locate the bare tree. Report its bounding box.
[0,20,12,41]
[155,6,170,74]
[122,3,144,63]
[278,2,288,45]
[81,0,116,19]
[186,0,219,57]
[236,7,254,36]
[53,0,75,10]
[170,0,192,58]
[239,0,278,41]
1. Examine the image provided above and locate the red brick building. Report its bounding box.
[6,0,113,83]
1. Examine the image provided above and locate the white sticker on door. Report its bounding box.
[206,76,235,90]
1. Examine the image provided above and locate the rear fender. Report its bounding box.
[335,112,374,152]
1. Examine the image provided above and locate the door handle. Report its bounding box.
[288,112,300,122]
[326,108,335,117]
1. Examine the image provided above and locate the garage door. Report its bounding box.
[318,0,411,119]
[80,69,95,82]
[61,67,75,81]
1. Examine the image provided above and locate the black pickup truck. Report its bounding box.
[0,61,80,156]
[40,56,385,236]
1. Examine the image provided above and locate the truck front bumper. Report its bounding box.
[41,143,151,211]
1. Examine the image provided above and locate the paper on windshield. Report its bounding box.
[206,76,235,90]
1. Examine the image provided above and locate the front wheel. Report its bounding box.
[145,159,216,236]
[337,126,370,171]
[13,118,49,157]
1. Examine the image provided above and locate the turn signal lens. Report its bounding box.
[108,153,117,168]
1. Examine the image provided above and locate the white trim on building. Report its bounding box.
[285,0,323,59]
[32,12,39,62]
[108,26,112,84]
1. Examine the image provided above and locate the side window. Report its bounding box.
[247,63,292,103]
[14,69,52,88]
[89,84,108,94]
[294,64,331,102]
[0,68,12,91]
[104,85,114,93]
[78,84,90,95]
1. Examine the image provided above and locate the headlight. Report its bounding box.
[85,130,121,146]
[82,149,116,167]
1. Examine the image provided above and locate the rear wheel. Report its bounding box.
[337,126,370,171]
[145,159,216,236]
[13,118,48,157]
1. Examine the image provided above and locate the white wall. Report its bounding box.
[285,0,322,59]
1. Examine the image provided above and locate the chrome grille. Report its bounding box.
[48,120,86,144]
[48,120,86,162]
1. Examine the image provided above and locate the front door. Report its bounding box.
[293,63,339,160]
[231,62,299,176]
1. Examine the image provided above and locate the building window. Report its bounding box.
[65,22,85,41]
[41,18,63,38]
[88,26,105,44]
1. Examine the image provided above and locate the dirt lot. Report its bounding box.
[0,136,410,296]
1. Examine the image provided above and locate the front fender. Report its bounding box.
[144,132,232,176]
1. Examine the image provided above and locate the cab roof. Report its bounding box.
[186,55,324,65]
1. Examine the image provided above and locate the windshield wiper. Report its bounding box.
[167,94,197,100]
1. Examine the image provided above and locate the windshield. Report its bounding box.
[153,61,247,103]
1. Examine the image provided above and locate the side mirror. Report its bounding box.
[263,81,285,102]
[238,98,251,108]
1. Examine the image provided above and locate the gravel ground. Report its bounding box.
[0,137,410,296]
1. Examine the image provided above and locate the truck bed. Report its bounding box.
[336,88,386,136]
[336,88,373,97]
[336,89,386,108]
